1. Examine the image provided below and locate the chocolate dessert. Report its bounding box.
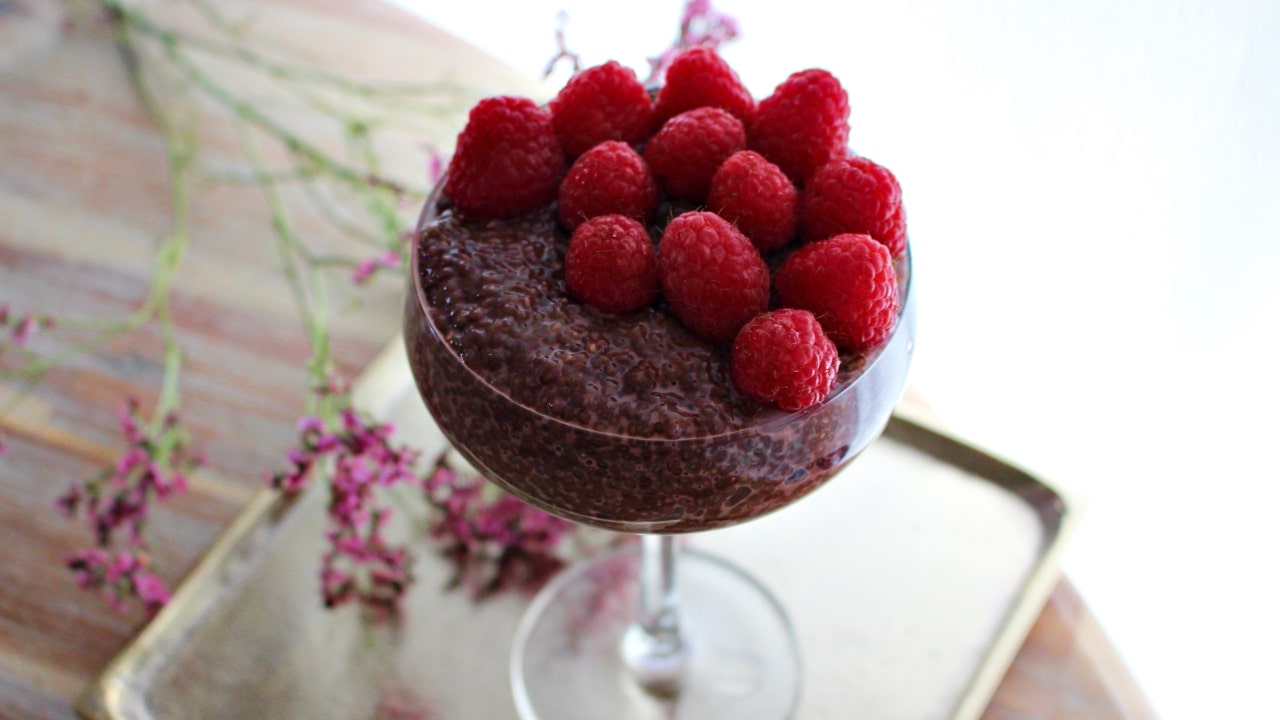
[402,49,914,533]
[404,196,913,532]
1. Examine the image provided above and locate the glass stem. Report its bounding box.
[622,534,687,696]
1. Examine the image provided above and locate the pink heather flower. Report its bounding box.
[68,549,110,588]
[66,548,171,617]
[273,403,423,614]
[1,304,54,348]
[422,144,448,187]
[55,486,82,518]
[115,447,148,477]
[297,415,326,436]
[116,398,145,444]
[351,249,402,285]
[0,430,8,457]
[134,571,173,608]
[422,463,573,598]
[647,0,741,84]
[273,393,593,610]
[13,315,38,345]
[323,372,352,397]
[351,259,378,285]
[57,398,199,614]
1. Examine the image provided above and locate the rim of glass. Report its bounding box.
[409,189,914,445]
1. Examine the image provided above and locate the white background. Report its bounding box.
[387,1,1280,716]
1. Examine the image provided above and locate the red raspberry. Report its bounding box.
[644,107,746,201]
[730,309,839,411]
[707,150,798,253]
[558,141,659,231]
[445,96,566,217]
[653,48,756,127]
[748,69,850,185]
[564,215,658,314]
[549,61,654,159]
[801,155,906,256]
[775,233,899,351]
[658,211,769,343]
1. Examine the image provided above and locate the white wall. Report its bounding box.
[386,1,1280,716]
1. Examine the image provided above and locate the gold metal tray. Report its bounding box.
[79,338,1080,720]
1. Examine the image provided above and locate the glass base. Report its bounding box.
[511,545,801,720]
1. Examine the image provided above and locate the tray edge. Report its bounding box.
[886,413,1086,720]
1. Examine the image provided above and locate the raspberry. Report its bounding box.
[748,69,850,185]
[707,150,798,253]
[564,215,658,314]
[652,47,756,127]
[801,155,906,256]
[445,96,566,217]
[775,233,899,351]
[557,141,659,231]
[549,61,654,159]
[644,107,746,201]
[730,309,839,411]
[658,211,769,343]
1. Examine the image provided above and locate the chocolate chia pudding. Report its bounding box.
[404,191,915,533]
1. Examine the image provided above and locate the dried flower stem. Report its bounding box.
[543,11,583,79]
[8,0,461,613]
[646,0,741,84]
[105,0,426,196]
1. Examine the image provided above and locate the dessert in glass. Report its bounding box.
[403,50,915,719]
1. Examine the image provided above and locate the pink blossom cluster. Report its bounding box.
[273,408,420,613]
[55,398,200,615]
[424,144,448,187]
[2,303,58,457]
[66,548,172,615]
[351,248,403,285]
[542,0,739,84]
[273,404,579,609]
[0,302,54,348]
[423,464,573,598]
[647,0,741,83]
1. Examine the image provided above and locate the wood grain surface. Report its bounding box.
[0,1,1154,718]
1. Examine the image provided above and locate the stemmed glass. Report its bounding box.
[404,190,916,719]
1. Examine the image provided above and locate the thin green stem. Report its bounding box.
[1,312,146,382]
[232,119,337,420]
[346,126,406,244]
[304,309,337,420]
[234,115,317,335]
[177,0,464,100]
[202,164,321,186]
[297,169,387,247]
[163,40,425,198]
[149,118,196,427]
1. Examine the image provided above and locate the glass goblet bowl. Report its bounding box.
[404,189,916,719]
